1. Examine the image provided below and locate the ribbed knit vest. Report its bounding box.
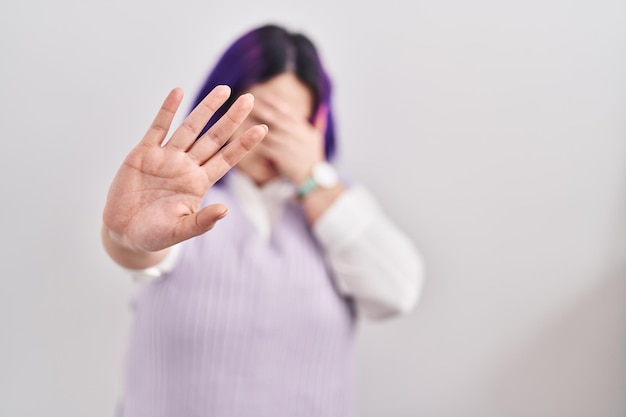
[118,184,357,417]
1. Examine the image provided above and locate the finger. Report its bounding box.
[166,85,232,151]
[175,204,229,241]
[188,93,256,164]
[253,94,310,134]
[142,87,184,147]
[256,92,293,117]
[203,124,268,183]
[254,131,283,150]
[250,96,280,126]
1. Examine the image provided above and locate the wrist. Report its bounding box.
[101,224,170,270]
[296,161,339,201]
[102,224,143,252]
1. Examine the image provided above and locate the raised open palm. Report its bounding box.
[103,85,267,252]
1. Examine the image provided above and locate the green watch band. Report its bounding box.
[296,161,339,200]
[296,177,317,200]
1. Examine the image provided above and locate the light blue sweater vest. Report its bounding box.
[118,183,356,417]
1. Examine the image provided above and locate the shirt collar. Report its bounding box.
[227,169,296,242]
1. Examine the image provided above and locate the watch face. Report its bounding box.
[313,162,338,188]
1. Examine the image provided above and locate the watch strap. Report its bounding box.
[296,177,317,200]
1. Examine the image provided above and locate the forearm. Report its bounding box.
[313,185,425,319]
[299,183,345,224]
[101,224,170,270]
[324,223,424,319]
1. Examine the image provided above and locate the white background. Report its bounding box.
[1,0,625,416]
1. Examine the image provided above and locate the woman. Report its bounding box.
[102,23,424,417]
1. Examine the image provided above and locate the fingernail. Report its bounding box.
[217,208,229,220]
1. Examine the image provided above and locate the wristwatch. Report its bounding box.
[296,161,339,200]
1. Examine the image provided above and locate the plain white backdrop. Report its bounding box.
[1,0,625,416]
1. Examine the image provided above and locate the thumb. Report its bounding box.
[177,204,229,241]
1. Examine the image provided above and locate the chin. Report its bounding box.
[243,169,271,186]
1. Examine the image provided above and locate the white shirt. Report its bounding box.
[131,170,425,320]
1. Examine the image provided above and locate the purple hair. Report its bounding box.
[190,24,337,162]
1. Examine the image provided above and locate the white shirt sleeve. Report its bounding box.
[312,185,425,320]
[126,243,182,283]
